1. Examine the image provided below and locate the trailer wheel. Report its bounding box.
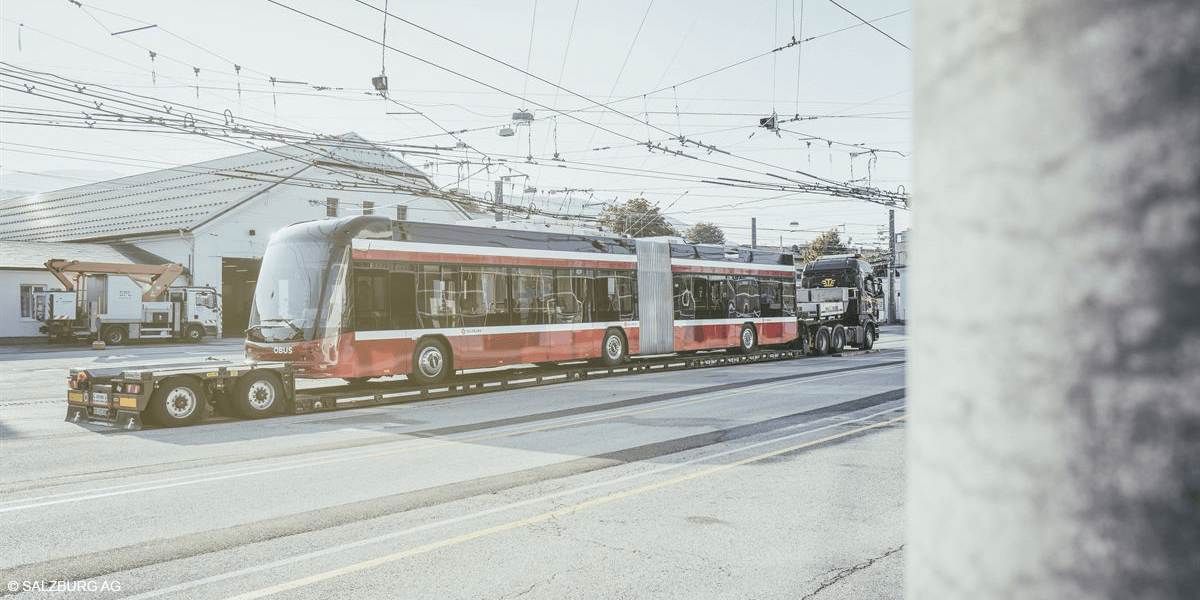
[812,327,831,356]
[600,328,627,367]
[410,338,452,385]
[735,324,758,354]
[861,326,875,350]
[100,325,127,346]
[148,377,206,427]
[830,325,847,353]
[184,325,204,343]
[231,371,283,419]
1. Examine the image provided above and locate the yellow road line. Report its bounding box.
[228,414,907,599]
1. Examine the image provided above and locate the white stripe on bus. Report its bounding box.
[351,318,795,342]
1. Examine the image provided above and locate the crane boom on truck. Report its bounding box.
[44,259,185,302]
[33,259,220,345]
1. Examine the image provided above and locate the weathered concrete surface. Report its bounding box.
[911,1,1199,599]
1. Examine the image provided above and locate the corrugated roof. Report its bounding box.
[0,133,436,242]
[0,240,147,270]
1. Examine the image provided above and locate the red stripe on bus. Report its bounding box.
[353,248,635,270]
[671,264,794,277]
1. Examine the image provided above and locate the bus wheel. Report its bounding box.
[148,377,206,427]
[830,325,847,353]
[601,329,627,366]
[812,327,831,356]
[411,338,452,385]
[736,324,758,354]
[100,325,127,346]
[861,326,875,350]
[184,325,204,343]
[231,371,283,419]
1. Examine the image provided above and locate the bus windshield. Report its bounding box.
[248,237,348,342]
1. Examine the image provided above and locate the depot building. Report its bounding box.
[0,133,473,340]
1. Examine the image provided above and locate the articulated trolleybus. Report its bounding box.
[244,215,800,385]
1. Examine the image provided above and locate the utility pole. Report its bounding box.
[494,179,504,222]
[910,2,1199,598]
[751,217,757,249]
[887,209,896,324]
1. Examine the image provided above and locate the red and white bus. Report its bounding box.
[244,215,800,384]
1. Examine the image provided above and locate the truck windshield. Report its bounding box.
[248,238,348,342]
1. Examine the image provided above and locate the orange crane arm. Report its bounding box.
[44,259,186,301]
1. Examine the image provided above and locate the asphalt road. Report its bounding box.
[0,330,907,599]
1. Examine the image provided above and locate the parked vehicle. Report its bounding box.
[33,259,220,344]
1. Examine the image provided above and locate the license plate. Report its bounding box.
[91,391,109,405]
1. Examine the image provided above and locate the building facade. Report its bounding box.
[0,134,472,338]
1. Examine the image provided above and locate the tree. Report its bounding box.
[597,198,679,237]
[684,222,726,244]
[800,229,846,264]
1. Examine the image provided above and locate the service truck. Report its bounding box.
[33,259,220,344]
[795,254,882,355]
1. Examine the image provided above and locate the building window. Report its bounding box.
[363,201,375,215]
[20,284,45,319]
[326,198,339,217]
[396,205,408,221]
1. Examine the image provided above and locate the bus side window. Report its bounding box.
[781,277,796,316]
[353,270,389,331]
[390,270,417,330]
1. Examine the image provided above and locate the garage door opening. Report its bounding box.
[221,257,261,338]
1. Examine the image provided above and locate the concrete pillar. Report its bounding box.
[910,1,1199,599]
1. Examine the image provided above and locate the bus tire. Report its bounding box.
[184,325,204,343]
[861,326,875,350]
[148,376,206,427]
[411,338,452,385]
[600,329,627,367]
[231,371,283,419]
[831,325,847,353]
[736,324,758,354]
[812,327,831,356]
[100,325,127,346]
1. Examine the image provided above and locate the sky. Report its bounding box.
[0,0,911,249]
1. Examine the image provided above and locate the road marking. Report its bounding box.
[225,413,908,599]
[123,405,905,600]
[1,366,898,512]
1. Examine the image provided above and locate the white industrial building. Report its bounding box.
[0,133,472,339]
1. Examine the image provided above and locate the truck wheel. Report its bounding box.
[184,325,204,343]
[148,377,206,427]
[231,371,283,419]
[600,328,627,367]
[410,338,452,385]
[830,325,847,353]
[861,326,875,350]
[100,325,127,346]
[735,324,758,354]
[812,327,831,356]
